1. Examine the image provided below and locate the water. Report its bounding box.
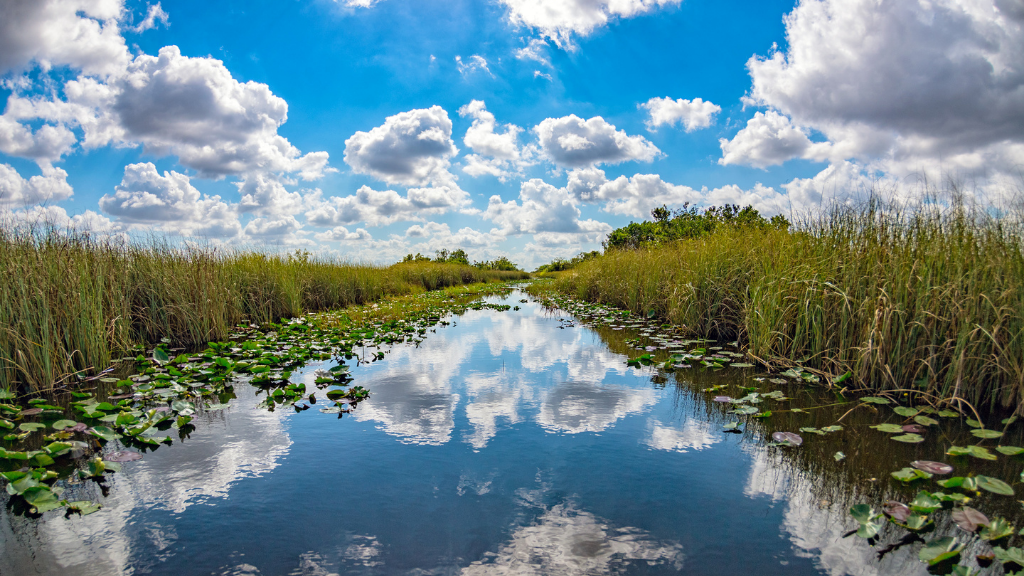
[2,290,1021,575]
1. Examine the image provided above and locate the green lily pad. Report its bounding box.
[18,422,45,432]
[21,486,63,513]
[871,423,905,433]
[971,429,1003,439]
[914,415,939,426]
[976,475,1015,496]
[993,546,1024,566]
[947,445,998,460]
[51,419,78,430]
[910,491,943,513]
[892,467,932,482]
[966,418,984,428]
[66,500,102,515]
[894,406,919,417]
[919,537,963,566]
[892,433,925,443]
[153,348,169,365]
[834,451,845,462]
[88,426,117,441]
[937,410,959,418]
[980,517,1015,541]
[997,445,1024,456]
[861,396,890,405]
[821,425,843,432]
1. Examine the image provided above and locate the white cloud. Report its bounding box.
[500,0,683,49]
[236,173,308,217]
[567,168,703,217]
[344,106,460,188]
[484,178,612,238]
[1,204,117,234]
[7,46,330,180]
[534,114,661,168]
[458,100,534,182]
[243,216,305,243]
[99,162,241,237]
[130,3,169,33]
[0,114,77,167]
[738,0,1024,181]
[718,111,830,168]
[514,38,551,67]
[314,225,371,242]
[0,164,74,207]
[305,184,467,227]
[640,96,721,131]
[0,0,130,77]
[455,55,493,77]
[337,0,382,7]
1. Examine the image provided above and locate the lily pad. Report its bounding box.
[913,415,939,426]
[882,501,910,522]
[771,431,802,446]
[894,406,920,417]
[919,537,963,566]
[947,445,997,460]
[951,507,989,532]
[996,445,1024,456]
[66,500,102,515]
[871,423,905,433]
[712,396,733,403]
[892,467,931,482]
[18,422,45,432]
[976,475,1015,496]
[910,491,943,514]
[88,426,117,441]
[911,460,953,474]
[901,424,924,433]
[51,419,78,430]
[971,429,1003,439]
[834,451,845,462]
[892,433,925,443]
[980,517,1015,541]
[21,486,63,513]
[849,504,883,538]
[861,396,891,405]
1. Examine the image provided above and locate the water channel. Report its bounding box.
[2,289,1022,575]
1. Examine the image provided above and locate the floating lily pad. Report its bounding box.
[849,504,883,538]
[892,467,932,482]
[834,451,845,462]
[947,445,997,460]
[771,431,802,446]
[821,425,843,433]
[22,486,63,513]
[861,396,891,405]
[996,445,1024,456]
[712,396,733,403]
[919,537,963,566]
[951,507,988,532]
[971,429,1003,439]
[882,501,910,522]
[966,418,984,428]
[976,475,1014,496]
[892,433,924,443]
[51,419,78,430]
[88,426,117,441]
[980,517,1015,541]
[66,500,102,515]
[910,491,943,513]
[893,406,919,417]
[871,423,905,433]
[18,422,45,432]
[901,424,924,433]
[911,460,953,474]
[914,415,939,426]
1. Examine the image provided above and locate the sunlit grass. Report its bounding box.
[0,225,527,393]
[556,202,1024,410]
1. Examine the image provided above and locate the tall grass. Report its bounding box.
[557,202,1024,411]
[0,226,527,393]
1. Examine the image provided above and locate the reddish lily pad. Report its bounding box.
[902,424,925,434]
[883,501,911,522]
[771,432,803,446]
[20,408,43,416]
[951,507,989,532]
[712,396,733,403]
[911,460,953,475]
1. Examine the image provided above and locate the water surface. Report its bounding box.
[2,290,1020,575]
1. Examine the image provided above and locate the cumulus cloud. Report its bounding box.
[99,162,241,237]
[314,225,371,242]
[0,0,130,77]
[567,168,702,217]
[458,100,535,182]
[344,106,460,188]
[1,204,118,234]
[719,111,829,168]
[5,46,330,180]
[243,216,305,243]
[130,3,169,33]
[0,164,74,207]
[305,184,467,227]
[534,115,661,168]
[640,96,721,131]
[500,0,683,49]
[0,113,77,168]
[455,55,493,77]
[736,0,1024,181]
[236,173,308,217]
[484,178,612,239]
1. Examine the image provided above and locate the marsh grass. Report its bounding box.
[0,226,527,393]
[557,202,1024,410]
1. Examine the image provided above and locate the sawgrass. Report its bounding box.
[0,225,526,393]
[557,202,1024,410]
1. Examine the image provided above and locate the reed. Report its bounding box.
[556,201,1024,411]
[0,224,527,393]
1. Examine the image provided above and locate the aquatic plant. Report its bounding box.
[555,200,1024,410]
[0,224,528,393]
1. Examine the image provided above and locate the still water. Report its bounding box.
[1,290,1016,575]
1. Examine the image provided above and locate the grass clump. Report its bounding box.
[0,225,527,393]
[556,200,1024,411]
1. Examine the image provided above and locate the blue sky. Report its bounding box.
[1,0,1022,268]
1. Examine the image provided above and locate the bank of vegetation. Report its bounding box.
[554,200,1024,411]
[0,226,527,394]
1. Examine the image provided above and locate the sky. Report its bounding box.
[1,0,1022,268]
